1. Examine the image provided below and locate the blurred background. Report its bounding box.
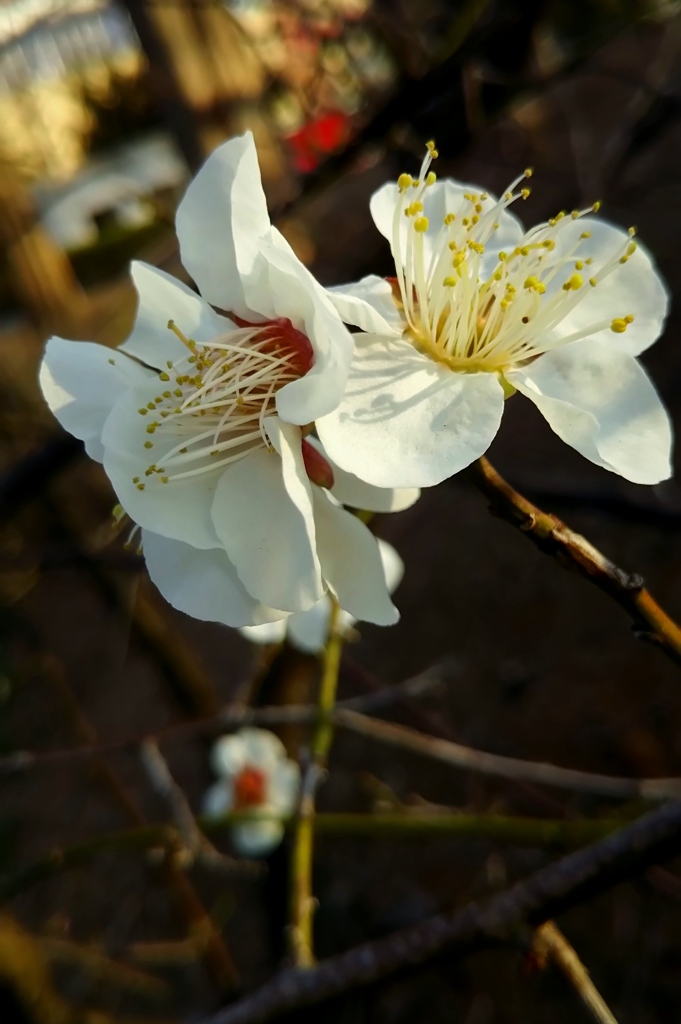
[2,0,681,1021]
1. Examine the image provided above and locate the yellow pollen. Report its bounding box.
[562,274,583,291]
[414,216,429,233]
[426,171,437,185]
[443,276,457,287]
[520,188,531,199]
[611,318,628,333]
[398,173,413,190]
[625,314,634,323]
[524,167,533,177]
[444,213,456,225]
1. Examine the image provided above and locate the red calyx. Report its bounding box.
[301,439,335,490]
[232,314,314,377]
[233,766,267,809]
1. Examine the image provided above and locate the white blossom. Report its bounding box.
[317,144,672,488]
[40,133,419,628]
[240,538,404,652]
[203,728,299,857]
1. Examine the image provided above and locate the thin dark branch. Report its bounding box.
[467,457,681,668]
[199,800,681,1024]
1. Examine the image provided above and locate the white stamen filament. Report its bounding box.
[132,323,308,488]
[390,151,636,375]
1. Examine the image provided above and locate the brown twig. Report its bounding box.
[467,456,681,668]
[199,800,681,1024]
[531,922,619,1024]
[0,662,448,776]
[334,708,681,801]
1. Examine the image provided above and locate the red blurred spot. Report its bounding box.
[233,315,314,376]
[234,765,267,809]
[302,439,335,489]
[284,110,351,173]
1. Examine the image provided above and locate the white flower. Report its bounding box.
[317,143,673,488]
[203,728,299,857]
[240,538,404,653]
[40,132,419,628]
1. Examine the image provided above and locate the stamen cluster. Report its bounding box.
[392,144,636,373]
[132,319,312,490]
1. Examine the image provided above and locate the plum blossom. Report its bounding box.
[317,143,673,488]
[203,728,299,857]
[240,538,404,652]
[40,132,419,628]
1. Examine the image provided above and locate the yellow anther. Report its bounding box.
[628,226,637,236]
[475,203,483,213]
[625,314,634,323]
[580,231,591,239]
[174,389,183,397]
[146,423,158,434]
[144,441,153,449]
[524,167,533,178]
[426,140,439,158]
[108,358,115,365]
[426,171,437,186]
[443,276,457,287]
[132,476,140,484]
[138,408,148,416]
[136,483,145,491]
[161,476,169,484]
[562,273,583,291]
[520,188,531,199]
[444,213,456,225]
[480,193,489,200]
[166,360,174,369]
[575,261,583,270]
[493,271,503,281]
[571,210,579,219]
[626,242,637,256]
[158,372,170,382]
[498,251,507,261]
[504,192,513,201]
[462,217,470,226]
[188,355,197,363]
[414,216,429,233]
[452,252,466,268]
[610,318,628,333]
[468,240,485,254]
[589,277,597,287]
[592,200,602,212]
[411,179,420,188]
[398,173,413,191]
[500,298,511,310]
[585,258,593,264]
[162,391,171,398]
[471,214,479,224]
[147,402,156,410]
[542,239,555,249]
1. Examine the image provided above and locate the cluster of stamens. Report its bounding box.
[131,318,312,490]
[392,141,637,374]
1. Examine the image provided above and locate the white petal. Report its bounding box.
[240,619,288,646]
[142,529,286,627]
[203,780,234,816]
[211,419,323,612]
[240,727,288,772]
[286,597,335,653]
[176,132,271,315]
[267,758,300,813]
[327,275,403,335]
[313,489,398,626]
[307,436,420,512]
[370,179,524,276]
[232,818,285,858]
[539,217,668,357]
[248,231,353,423]
[377,539,404,595]
[507,341,673,484]
[120,263,235,368]
[211,734,247,778]
[40,337,150,462]
[101,391,221,550]
[316,334,505,487]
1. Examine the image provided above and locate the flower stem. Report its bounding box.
[289,597,343,967]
